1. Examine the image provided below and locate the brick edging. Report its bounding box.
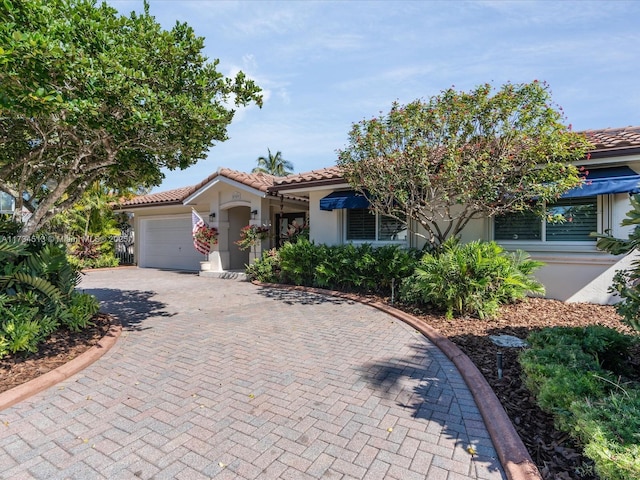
[0,319,122,412]
[254,281,542,480]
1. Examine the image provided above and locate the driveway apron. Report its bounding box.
[0,269,506,479]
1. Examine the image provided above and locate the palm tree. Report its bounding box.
[252,149,294,176]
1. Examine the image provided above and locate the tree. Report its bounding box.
[0,0,263,236]
[252,149,294,176]
[337,81,593,247]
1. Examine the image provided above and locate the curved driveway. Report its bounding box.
[0,269,506,479]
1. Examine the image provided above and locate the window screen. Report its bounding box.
[546,197,597,242]
[494,196,598,242]
[494,210,541,241]
[346,209,376,240]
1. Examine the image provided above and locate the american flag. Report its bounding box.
[192,210,211,255]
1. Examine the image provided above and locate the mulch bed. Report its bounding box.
[1,299,638,480]
[0,313,112,394]
[398,297,639,480]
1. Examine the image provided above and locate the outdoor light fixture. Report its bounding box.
[208,212,216,221]
[251,209,258,219]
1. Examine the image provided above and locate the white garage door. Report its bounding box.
[139,216,204,271]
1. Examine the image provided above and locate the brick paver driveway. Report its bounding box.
[0,268,506,479]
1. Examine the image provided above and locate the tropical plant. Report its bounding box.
[249,239,419,296]
[400,239,545,319]
[593,194,640,331]
[0,220,99,358]
[0,0,262,236]
[337,81,593,248]
[252,149,294,176]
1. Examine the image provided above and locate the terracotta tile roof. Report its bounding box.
[583,126,640,152]
[217,168,276,192]
[272,166,345,189]
[118,168,278,207]
[116,186,196,207]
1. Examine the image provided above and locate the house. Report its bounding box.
[120,126,640,304]
[117,168,307,272]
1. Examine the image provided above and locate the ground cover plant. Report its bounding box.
[520,326,639,480]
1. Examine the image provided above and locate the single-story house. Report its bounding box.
[120,126,640,304]
[118,168,308,272]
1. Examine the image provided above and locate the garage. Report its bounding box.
[138,215,204,271]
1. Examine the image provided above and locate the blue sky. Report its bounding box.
[108,0,640,192]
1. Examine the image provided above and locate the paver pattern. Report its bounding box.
[0,269,506,479]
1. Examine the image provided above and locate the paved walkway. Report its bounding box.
[0,269,506,479]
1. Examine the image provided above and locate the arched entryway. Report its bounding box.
[228,206,250,270]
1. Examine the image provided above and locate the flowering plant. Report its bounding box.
[194,225,218,245]
[236,224,270,251]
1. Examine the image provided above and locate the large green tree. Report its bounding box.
[252,148,294,176]
[0,0,262,236]
[337,81,593,247]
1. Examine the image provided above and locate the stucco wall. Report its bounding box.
[309,190,342,245]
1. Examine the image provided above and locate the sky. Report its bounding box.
[107,0,640,193]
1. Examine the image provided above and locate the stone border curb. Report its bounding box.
[0,319,122,412]
[254,281,542,480]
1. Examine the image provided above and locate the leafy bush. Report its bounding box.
[0,222,100,358]
[520,326,640,479]
[67,252,119,270]
[245,248,281,283]
[400,238,544,318]
[278,239,329,286]
[247,240,418,296]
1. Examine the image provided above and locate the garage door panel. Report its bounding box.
[140,217,203,271]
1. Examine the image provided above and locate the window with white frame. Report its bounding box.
[345,209,407,242]
[0,191,15,214]
[494,196,599,242]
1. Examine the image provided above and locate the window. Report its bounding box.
[494,196,598,242]
[346,209,407,242]
[0,192,15,214]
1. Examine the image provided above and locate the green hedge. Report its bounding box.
[246,240,418,297]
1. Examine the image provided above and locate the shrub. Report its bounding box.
[245,248,281,283]
[278,239,328,286]
[0,224,99,358]
[400,238,544,318]
[247,240,418,296]
[520,326,640,480]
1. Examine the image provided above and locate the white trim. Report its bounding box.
[183,176,266,204]
[275,182,351,195]
[220,200,251,210]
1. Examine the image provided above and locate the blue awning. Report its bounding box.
[561,166,640,199]
[320,190,370,211]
